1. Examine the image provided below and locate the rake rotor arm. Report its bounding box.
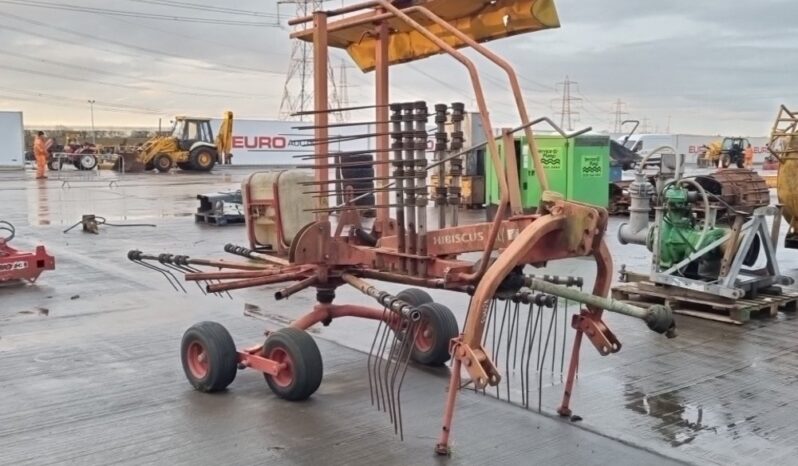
[342,273,421,322]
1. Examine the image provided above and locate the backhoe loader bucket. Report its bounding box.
[112,152,147,173]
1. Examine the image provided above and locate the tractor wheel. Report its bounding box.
[189,147,217,172]
[180,321,238,392]
[720,153,730,168]
[397,288,433,307]
[78,154,98,171]
[48,159,62,171]
[261,328,323,401]
[154,154,173,173]
[410,302,459,366]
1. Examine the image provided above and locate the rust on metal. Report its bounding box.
[127,0,677,456]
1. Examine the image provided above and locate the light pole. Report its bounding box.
[88,99,96,145]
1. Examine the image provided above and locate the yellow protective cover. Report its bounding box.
[293,0,559,71]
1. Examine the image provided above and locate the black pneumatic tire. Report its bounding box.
[154,153,173,173]
[189,147,217,171]
[396,288,434,307]
[180,321,238,392]
[411,302,459,366]
[262,328,323,401]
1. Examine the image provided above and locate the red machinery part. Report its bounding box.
[0,242,56,283]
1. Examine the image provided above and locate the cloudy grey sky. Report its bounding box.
[0,0,795,135]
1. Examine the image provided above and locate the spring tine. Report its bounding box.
[390,323,416,436]
[375,315,394,414]
[291,120,391,130]
[136,259,185,293]
[504,299,515,403]
[162,262,208,296]
[291,131,391,145]
[512,300,521,370]
[294,147,435,160]
[298,176,398,186]
[184,263,233,299]
[132,259,178,291]
[384,320,405,427]
[538,303,557,412]
[297,159,397,169]
[486,298,498,395]
[367,308,388,406]
[395,320,419,441]
[494,299,509,400]
[156,258,188,293]
[551,302,558,375]
[524,301,542,408]
[520,301,534,409]
[290,102,393,116]
[373,316,390,412]
[560,299,567,376]
[175,264,209,295]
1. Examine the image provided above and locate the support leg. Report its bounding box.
[557,329,582,417]
[435,357,462,455]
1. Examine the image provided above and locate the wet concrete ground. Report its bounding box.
[2,166,798,465]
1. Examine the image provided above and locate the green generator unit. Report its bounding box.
[485,134,610,218]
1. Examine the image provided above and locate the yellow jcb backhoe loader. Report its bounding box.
[115,111,233,173]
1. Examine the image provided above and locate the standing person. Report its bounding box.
[744,143,754,169]
[33,131,49,179]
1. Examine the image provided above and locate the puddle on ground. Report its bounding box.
[624,384,758,447]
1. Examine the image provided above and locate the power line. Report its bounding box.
[0,93,163,116]
[0,12,283,75]
[0,50,275,100]
[0,62,274,101]
[0,86,164,114]
[0,0,278,27]
[124,0,282,19]
[0,17,270,77]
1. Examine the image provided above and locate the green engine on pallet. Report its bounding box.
[647,185,727,268]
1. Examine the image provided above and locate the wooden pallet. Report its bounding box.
[612,281,798,324]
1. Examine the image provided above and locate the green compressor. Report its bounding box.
[647,185,727,269]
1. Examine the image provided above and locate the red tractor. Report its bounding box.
[48,141,99,171]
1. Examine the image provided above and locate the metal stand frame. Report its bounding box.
[650,206,793,299]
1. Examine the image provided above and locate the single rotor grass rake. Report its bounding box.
[128,0,676,455]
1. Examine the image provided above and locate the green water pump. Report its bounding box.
[647,185,727,268]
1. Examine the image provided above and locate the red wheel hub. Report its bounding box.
[268,347,295,387]
[415,318,435,352]
[186,341,209,379]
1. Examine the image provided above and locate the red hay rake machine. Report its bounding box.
[128,0,676,454]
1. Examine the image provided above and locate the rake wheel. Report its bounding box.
[262,328,323,401]
[181,321,238,392]
[411,303,458,366]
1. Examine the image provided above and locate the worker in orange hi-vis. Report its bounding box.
[33,131,49,179]
[744,143,754,169]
